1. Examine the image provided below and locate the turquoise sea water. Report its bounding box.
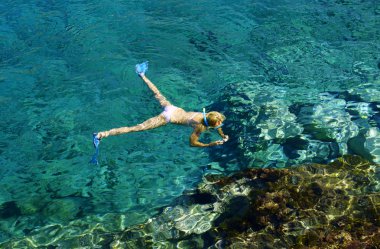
[0,0,379,245]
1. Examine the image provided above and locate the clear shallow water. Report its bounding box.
[0,0,379,244]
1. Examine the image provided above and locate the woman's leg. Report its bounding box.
[97,114,167,139]
[140,75,171,107]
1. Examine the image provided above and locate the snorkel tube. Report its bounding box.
[203,108,209,127]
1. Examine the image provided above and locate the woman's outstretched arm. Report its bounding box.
[189,126,224,147]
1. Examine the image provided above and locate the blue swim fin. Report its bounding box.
[135,61,149,75]
[90,133,100,165]
[93,133,100,148]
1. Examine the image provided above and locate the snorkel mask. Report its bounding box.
[203,108,224,129]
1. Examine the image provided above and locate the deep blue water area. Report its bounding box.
[0,0,379,244]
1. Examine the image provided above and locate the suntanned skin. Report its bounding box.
[96,73,229,147]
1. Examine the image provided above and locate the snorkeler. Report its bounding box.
[94,62,229,147]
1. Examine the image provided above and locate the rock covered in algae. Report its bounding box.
[198,155,379,249]
[1,155,378,248]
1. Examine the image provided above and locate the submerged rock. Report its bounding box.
[297,92,359,154]
[1,155,378,248]
[208,80,380,169]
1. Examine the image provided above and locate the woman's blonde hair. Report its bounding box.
[206,111,226,126]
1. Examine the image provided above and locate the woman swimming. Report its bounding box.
[95,62,229,147]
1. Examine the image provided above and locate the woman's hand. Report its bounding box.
[209,140,224,146]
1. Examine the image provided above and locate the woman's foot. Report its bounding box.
[93,131,109,148]
[96,131,108,139]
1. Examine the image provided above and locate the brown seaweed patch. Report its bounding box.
[205,155,380,248]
